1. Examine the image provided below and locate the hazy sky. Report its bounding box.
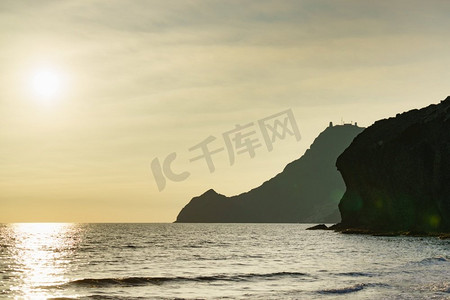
[1,0,450,222]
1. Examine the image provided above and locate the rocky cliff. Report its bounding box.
[176,124,364,223]
[337,96,450,233]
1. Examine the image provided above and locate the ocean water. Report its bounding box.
[0,223,449,299]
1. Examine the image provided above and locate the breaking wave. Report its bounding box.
[48,271,309,288]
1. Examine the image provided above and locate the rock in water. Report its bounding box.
[306,224,329,230]
[176,124,364,223]
[337,96,450,233]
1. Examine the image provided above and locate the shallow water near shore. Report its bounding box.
[1,223,449,299]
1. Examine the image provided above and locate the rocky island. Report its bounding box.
[176,124,364,223]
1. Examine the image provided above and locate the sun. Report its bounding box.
[29,66,67,103]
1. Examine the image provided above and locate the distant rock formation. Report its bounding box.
[337,96,450,233]
[176,124,364,223]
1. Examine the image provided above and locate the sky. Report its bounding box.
[1,0,450,222]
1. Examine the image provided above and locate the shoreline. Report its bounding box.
[307,224,450,239]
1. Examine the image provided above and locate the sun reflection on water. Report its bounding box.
[5,223,82,299]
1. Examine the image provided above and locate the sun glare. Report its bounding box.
[29,67,67,103]
[8,223,81,298]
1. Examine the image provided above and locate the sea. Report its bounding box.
[0,223,449,299]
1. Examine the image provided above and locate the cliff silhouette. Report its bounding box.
[336,96,450,233]
[176,124,364,223]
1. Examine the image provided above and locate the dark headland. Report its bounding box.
[334,96,450,237]
[176,124,364,223]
